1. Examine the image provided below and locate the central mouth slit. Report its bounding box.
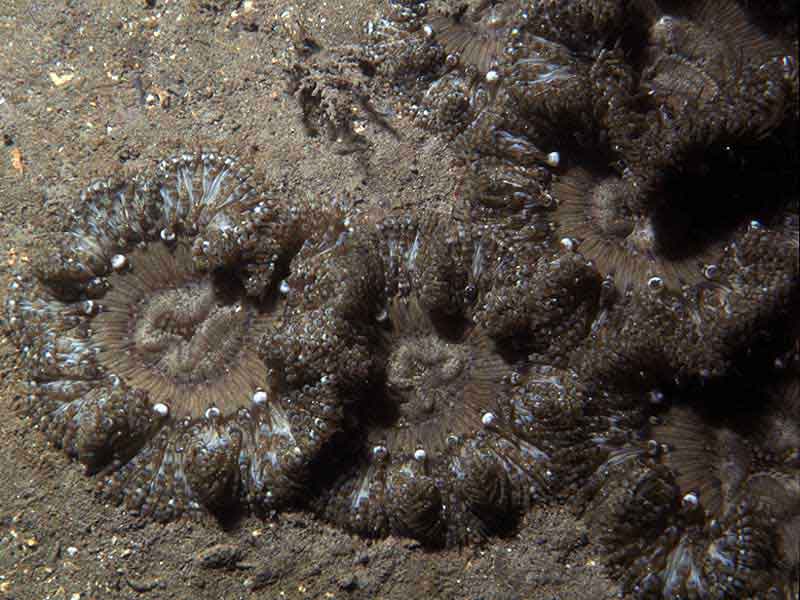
[386,334,467,427]
[92,241,272,418]
[133,280,249,384]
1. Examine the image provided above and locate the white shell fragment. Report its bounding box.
[110,254,127,271]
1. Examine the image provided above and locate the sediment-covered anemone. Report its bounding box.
[581,449,789,599]
[330,295,541,546]
[2,151,342,519]
[366,1,520,134]
[571,206,799,389]
[426,1,520,77]
[646,0,795,120]
[262,213,566,545]
[92,241,271,417]
[635,0,797,187]
[577,370,800,599]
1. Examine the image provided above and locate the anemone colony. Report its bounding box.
[2,0,799,598]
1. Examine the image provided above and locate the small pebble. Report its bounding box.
[194,543,242,569]
[247,568,278,591]
[126,575,161,593]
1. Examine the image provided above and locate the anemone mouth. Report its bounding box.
[368,296,508,457]
[651,405,751,519]
[428,1,517,75]
[587,176,637,238]
[643,54,723,116]
[553,166,726,291]
[93,241,271,419]
[385,333,467,424]
[643,15,729,116]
